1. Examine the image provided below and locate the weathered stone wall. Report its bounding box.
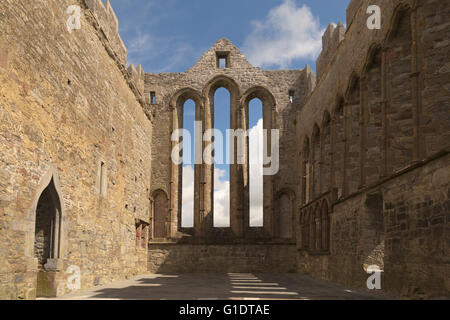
[295,0,450,299]
[297,152,449,298]
[148,243,297,274]
[0,0,152,299]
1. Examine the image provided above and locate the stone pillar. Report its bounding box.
[230,93,244,238]
[202,96,213,237]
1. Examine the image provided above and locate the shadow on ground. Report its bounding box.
[58,274,390,300]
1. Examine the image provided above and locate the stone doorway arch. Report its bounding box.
[29,166,65,298]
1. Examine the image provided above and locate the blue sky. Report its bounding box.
[110,0,350,72]
[108,0,350,226]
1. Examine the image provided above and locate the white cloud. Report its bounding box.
[214,168,230,227]
[249,119,264,227]
[243,0,324,68]
[124,28,198,72]
[182,165,195,227]
[181,120,265,228]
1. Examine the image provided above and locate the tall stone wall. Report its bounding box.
[295,0,450,299]
[0,0,152,299]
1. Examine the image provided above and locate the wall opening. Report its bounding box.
[135,220,149,250]
[213,87,230,227]
[385,8,413,173]
[150,91,156,104]
[345,76,361,194]
[362,47,382,185]
[181,99,196,228]
[249,98,264,227]
[362,193,385,271]
[289,89,295,103]
[34,178,62,297]
[216,52,230,69]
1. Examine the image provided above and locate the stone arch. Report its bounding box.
[361,45,383,186]
[152,189,169,239]
[170,87,203,108]
[383,4,414,174]
[28,165,65,297]
[202,75,241,99]
[202,75,242,236]
[169,88,203,234]
[344,74,361,195]
[276,188,295,239]
[321,111,332,194]
[383,3,413,45]
[311,124,321,199]
[241,85,277,233]
[29,166,65,260]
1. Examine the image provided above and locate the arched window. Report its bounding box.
[385,7,413,174]
[171,88,202,235]
[249,98,264,227]
[181,99,196,228]
[345,76,361,195]
[213,87,231,227]
[362,47,382,186]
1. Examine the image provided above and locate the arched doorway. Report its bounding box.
[34,178,62,297]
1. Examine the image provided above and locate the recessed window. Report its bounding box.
[150,92,156,104]
[216,52,230,69]
[289,90,295,103]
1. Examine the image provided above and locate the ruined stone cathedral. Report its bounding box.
[0,0,449,300]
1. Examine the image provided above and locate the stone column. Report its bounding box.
[230,93,244,238]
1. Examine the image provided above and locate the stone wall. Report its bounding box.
[147,39,313,240]
[148,243,297,274]
[295,0,450,299]
[297,152,449,298]
[0,0,152,299]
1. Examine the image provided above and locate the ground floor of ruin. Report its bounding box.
[41,273,392,300]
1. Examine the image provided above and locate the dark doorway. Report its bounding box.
[34,179,62,297]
